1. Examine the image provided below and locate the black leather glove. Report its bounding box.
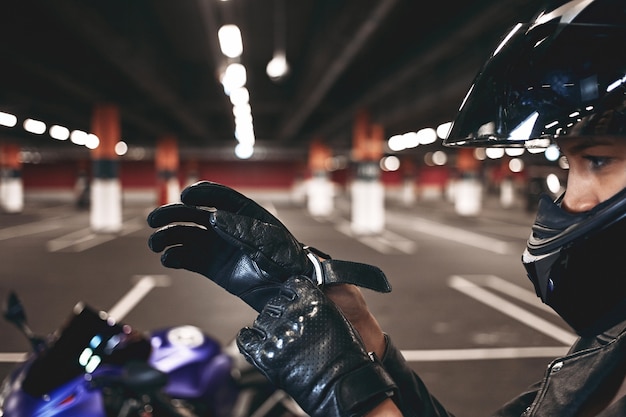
[147,181,391,312]
[237,276,397,417]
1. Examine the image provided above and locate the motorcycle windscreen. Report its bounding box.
[21,303,151,397]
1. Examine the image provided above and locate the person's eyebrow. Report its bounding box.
[561,137,618,153]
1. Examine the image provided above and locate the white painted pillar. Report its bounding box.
[306,173,334,217]
[454,175,482,217]
[351,161,384,235]
[500,177,515,208]
[0,174,24,213]
[91,175,122,232]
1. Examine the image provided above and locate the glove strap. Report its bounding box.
[304,247,392,293]
[335,358,397,416]
[322,259,392,293]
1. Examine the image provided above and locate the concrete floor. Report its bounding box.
[0,190,571,417]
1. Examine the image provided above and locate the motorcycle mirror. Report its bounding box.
[3,291,27,327]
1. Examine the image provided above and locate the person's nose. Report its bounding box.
[561,176,601,213]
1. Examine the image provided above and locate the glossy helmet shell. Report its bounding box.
[444,0,626,149]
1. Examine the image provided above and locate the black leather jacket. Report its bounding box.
[381,320,626,417]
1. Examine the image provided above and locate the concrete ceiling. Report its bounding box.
[0,0,546,160]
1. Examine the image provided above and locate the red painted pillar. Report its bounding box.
[155,135,180,205]
[90,104,122,232]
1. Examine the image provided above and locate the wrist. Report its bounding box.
[364,398,403,416]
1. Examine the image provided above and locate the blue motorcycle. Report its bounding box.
[0,291,307,417]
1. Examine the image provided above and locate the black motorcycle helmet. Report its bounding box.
[444,0,626,336]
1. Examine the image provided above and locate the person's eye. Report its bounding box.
[584,155,612,169]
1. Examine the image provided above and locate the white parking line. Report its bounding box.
[0,221,63,241]
[335,221,416,254]
[406,218,514,255]
[399,275,575,362]
[0,352,28,363]
[47,229,116,252]
[335,211,515,255]
[401,346,569,361]
[46,217,145,252]
[448,275,577,345]
[107,275,171,320]
[470,274,556,315]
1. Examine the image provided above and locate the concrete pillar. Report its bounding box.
[184,158,200,189]
[400,156,416,207]
[156,135,180,205]
[290,164,307,206]
[453,148,482,216]
[500,177,515,208]
[0,143,24,213]
[350,110,384,234]
[90,104,122,232]
[306,138,334,217]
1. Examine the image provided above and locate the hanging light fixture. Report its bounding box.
[266,0,290,81]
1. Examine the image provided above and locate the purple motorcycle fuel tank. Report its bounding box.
[149,325,236,404]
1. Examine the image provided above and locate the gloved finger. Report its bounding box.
[236,326,269,370]
[181,181,282,226]
[237,326,266,349]
[159,245,216,273]
[146,203,214,229]
[148,223,218,253]
[152,225,232,275]
[209,210,310,278]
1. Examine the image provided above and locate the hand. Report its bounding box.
[147,181,391,312]
[237,276,397,417]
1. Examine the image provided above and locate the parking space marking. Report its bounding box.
[46,217,145,252]
[399,275,574,362]
[333,210,515,255]
[448,275,576,345]
[107,275,171,320]
[405,218,514,255]
[470,274,555,315]
[335,220,416,254]
[0,353,28,363]
[400,346,569,362]
[0,221,63,241]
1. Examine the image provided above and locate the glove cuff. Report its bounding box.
[334,358,397,416]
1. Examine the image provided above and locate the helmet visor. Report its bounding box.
[444,22,626,148]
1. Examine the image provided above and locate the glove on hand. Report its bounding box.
[147,181,391,312]
[237,276,397,417]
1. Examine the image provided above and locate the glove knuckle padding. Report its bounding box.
[237,277,397,417]
[210,210,309,278]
